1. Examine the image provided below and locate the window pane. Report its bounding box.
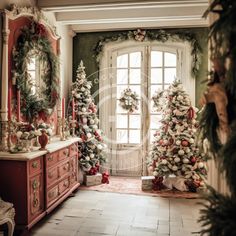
[151,85,163,97]
[164,52,176,67]
[117,115,128,128]
[151,51,162,67]
[117,130,128,143]
[117,69,128,84]
[117,85,127,98]
[129,115,141,129]
[164,68,176,83]
[130,52,141,68]
[130,69,141,84]
[116,100,125,113]
[117,54,128,68]
[150,115,162,129]
[129,130,140,143]
[129,85,141,97]
[151,68,162,84]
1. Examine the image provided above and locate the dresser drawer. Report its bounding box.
[58,147,70,161]
[46,152,58,167]
[29,173,44,220]
[69,144,78,157]
[46,168,58,188]
[70,171,77,187]
[58,161,70,179]
[58,177,70,196]
[47,185,59,207]
[29,158,42,176]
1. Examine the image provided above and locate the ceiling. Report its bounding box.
[38,0,209,32]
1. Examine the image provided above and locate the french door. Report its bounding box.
[102,44,180,176]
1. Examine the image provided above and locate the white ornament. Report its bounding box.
[178,150,185,156]
[75,94,80,99]
[81,107,86,112]
[93,125,98,130]
[90,154,95,158]
[16,131,23,138]
[87,133,92,139]
[82,117,87,124]
[172,166,178,171]
[176,140,181,145]
[153,171,158,176]
[97,144,103,150]
[185,148,190,153]
[90,119,95,124]
[83,125,88,129]
[183,158,189,164]
[189,138,194,144]
[174,157,180,163]
[81,87,85,92]
[94,118,99,124]
[161,159,167,165]
[198,162,204,169]
[85,156,90,161]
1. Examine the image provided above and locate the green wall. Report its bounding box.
[73,28,208,106]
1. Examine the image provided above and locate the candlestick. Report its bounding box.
[17,90,21,122]
[62,97,65,119]
[72,98,75,120]
[8,87,12,121]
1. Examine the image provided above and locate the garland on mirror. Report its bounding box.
[12,21,60,122]
[94,29,202,77]
[198,1,236,235]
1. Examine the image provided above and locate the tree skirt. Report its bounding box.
[79,176,199,199]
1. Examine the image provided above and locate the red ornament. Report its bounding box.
[188,107,194,119]
[181,140,189,147]
[190,156,196,163]
[159,140,163,145]
[88,167,98,175]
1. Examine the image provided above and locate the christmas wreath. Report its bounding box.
[12,21,60,122]
[119,88,139,113]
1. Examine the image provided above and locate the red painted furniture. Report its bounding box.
[0,138,80,230]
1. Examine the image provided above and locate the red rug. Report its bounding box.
[79,176,199,199]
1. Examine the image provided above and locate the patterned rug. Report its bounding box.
[79,176,199,199]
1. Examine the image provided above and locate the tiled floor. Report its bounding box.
[31,190,202,236]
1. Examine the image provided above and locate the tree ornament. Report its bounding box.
[183,158,189,164]
[172,165,178,171]
[190,156,196,163]
[81,107,86,112]
[174,157,181,163]
[178,150,185,156]
[86,133,92,139]
[176,140,181,145]
[161,159,167,165]
[198,162,204,169]
[181,140,189,147]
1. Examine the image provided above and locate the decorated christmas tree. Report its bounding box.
[149,80,207,191]
[71,61,107,175]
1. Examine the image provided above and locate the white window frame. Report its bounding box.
[99,40,195,146]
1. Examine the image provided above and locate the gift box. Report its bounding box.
[141,176,155,190]
[84,173,102,186]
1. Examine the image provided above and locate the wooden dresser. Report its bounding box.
[0,138,80,230]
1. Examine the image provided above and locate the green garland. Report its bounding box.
[198,1,236,235]
[94,29,202,78]
[12,21,60,122]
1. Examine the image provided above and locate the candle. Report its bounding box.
[62,97,65,119]
[8,87,12,121]
[72,98,75,120]
[17,90,21,122]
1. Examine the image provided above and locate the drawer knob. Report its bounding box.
[32,162,38,168]
[64,181,69,187]
[48,172,53,179]
[48,156,53,161]
[32,180,39,190]
[63,148,69,156]
[33,198,39,207]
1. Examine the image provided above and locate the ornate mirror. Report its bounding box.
[12,21,60,122]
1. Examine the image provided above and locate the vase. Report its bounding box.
[38,129,48,150]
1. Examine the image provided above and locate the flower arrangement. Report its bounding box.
[119,88,139,113]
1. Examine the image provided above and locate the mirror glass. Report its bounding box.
[27,49,47,98]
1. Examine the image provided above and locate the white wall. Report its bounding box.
[43,12,73,105]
